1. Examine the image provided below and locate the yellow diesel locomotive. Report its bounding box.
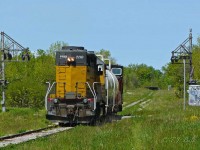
[45,46,123,124]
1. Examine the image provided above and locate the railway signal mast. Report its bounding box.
[0,32,29,112]
[170,29,199,109]
[171,29,193,83]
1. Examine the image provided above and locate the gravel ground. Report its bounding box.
[0,127,73,148]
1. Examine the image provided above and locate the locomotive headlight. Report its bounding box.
[53,98,58,103]
[71,57,75,61]
[67,57,75,62]
[83,98,88,104]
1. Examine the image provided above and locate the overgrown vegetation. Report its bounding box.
[2,89,200,149]
[3,41,67,108]
[122,88,151,106]
[0,108,51,136]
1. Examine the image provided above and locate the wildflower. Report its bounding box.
[190,115,198,121]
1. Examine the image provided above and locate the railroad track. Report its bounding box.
[120,92,153,119]
[0,125,73,148]
[0,114,133,148]
[0,116,129,148]
[124,92,153,109]
[0,92,153,148]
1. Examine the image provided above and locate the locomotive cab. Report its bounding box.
[111,65,123,112]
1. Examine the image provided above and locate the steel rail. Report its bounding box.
[0,124,58,141]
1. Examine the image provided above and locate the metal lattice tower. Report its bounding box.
[0,32,29,112]
[170,29,194,83]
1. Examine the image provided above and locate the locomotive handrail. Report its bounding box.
[96,54,104,61]
[85,82,96,110]
[104,58,111,70]
[92,82,101,100]
[105,77,109,110]
[45,82,56,110]
[45,82,51,111]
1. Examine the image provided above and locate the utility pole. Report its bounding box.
[183,59,186,110]
[1,32,5,112]
[189,29,193,83]
[0,32,29,112]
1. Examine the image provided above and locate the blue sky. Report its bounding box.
[0,0,200,70]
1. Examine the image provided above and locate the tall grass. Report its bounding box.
[0,108,51,136]
[2,89,200,149]
[123,88,151,106]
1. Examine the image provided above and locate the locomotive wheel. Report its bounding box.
[99,103,106,123]
[101,102,106,116]
[118,104,122,111]
[96,102,101,117]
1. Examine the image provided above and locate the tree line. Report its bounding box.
[4,42,66,108]
[2,38,200,108]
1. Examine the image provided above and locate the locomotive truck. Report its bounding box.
[45,46,123,124]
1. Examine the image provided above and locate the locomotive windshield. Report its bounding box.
[111,68,122,75]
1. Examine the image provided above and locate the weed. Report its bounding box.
[2,89,200,149]
[0,107,52,136]
[17,129,27,134]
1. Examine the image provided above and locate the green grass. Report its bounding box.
[2,89,200,149]
[128,90,200,149]
[120,88,153,116]
[123,88,151,106]
[0,108,51,136]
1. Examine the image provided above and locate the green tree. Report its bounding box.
[192,41,200,80]
[36,49,46,56]
[95,49,117,64]
[123,63,163,90]
[47,41,68,56]
[5,41,66,108]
